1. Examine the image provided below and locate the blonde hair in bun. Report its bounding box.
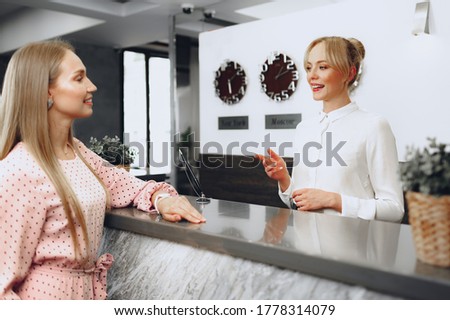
[304,36,365,91]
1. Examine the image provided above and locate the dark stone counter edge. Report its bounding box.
[104,211,450,300]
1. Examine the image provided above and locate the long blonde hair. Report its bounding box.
[0,39,109,262]
[304,36,365,91]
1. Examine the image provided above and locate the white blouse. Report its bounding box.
[279,102,404,222]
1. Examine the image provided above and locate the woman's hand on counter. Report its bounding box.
[156,195,206,224]
[292,188,342,212]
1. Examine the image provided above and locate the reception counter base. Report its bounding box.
[99,227,396,300]
[100,197,450,299]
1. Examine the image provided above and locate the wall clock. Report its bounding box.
[260,52,299,101]
[214,60,247,105]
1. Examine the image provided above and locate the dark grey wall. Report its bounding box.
[0,51,12,90]
[0,40,123,146]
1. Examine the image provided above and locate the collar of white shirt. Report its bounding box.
[318,102,359,124]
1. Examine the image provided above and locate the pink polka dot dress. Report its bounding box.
[0,140,177,299]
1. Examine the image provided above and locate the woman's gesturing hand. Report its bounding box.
[255,149,290,191]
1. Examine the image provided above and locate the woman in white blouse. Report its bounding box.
[257,36,404,222]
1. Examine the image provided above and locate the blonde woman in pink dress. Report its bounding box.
[0,40,205,300]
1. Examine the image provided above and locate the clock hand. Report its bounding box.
[275,68,290,80]
[275,66,284,80]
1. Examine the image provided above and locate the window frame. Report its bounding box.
[121,46,169,172]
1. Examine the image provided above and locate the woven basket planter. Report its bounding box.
[406,191,450,268]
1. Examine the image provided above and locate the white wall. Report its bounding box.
[199,0,450,160]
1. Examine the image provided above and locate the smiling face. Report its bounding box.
[305,42,351,110]
[48,50,97,120]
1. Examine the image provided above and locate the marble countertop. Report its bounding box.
[105,196,450,299]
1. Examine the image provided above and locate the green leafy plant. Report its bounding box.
[88,135,136,166]
[400,138,450,196]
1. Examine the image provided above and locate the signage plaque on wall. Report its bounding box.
[218,116,249,130]
[265,114,302,129]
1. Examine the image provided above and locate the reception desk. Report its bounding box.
[99,196,450,299]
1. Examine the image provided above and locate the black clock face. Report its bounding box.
[214,60,247,105]
[260,52,299,101]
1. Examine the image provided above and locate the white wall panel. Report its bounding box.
[199,0,450,159]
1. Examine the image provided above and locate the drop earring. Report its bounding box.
[47,98,54,109]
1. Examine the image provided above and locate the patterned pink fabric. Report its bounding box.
[92,253,114,299]
[0,140,177,299]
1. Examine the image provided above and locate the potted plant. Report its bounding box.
[400,138,450,267]
[88,135,136,171]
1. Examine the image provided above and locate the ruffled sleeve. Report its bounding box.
[75,139,178,212]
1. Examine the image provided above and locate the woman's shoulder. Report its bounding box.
[0,143,46,182]
[350,108,396,144]
[73,138,95,158]
[351,108,391,129]
[73,137,87,150]
[3,142,34,163]
[72,137,105,166]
